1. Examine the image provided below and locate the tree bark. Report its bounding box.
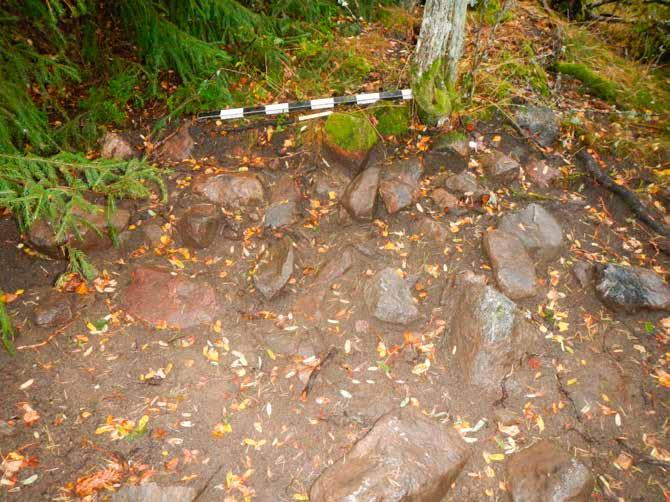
[414,0,469,83]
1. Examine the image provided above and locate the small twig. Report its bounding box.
[300,347,337,401]
[16,316,79,351]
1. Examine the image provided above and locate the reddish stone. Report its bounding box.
[192,172,265,210]
[341,165,380,220]
[123,267,217,329]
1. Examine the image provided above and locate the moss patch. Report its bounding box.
[555,62,619,102]
[373,105,410,137]
[324,112,378,153]
[412,58,456,125]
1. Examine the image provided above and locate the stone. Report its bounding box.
[142,222,165,248]
[378,159,423,214]
[123,267,217,329]
[563,355,630,413]
[430,188,462,213]
[442,272,534,390]
[312,165,351,199]
[323,112,378,171]
[594,263,670,312]
[483,229,537,300]
[33,293,74,328]
[499,203,563,261]
[481,152,520,181]
[341,165,381,221]
[313,247,355,287]
[444,171,486,197]
[178,203,222,248]
[525,159,560,188]
[253,237,294,301]
[417,216,449,242]
[432,131,470,158]
[365,267,418,325]
[514,105,560,147]
[100,131,134,160]
[157,122,194,162]
[572,262,594,289]
[264,175,301,228]
[192,172,265,210]
[507,440,594,502]
[111,482,196,502]
[310,407,470,502]
[28,206,131,258]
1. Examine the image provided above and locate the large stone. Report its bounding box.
[192,173,265,210]
[365,267,418,325]
[481,152,520,182]
[178,203,222,248]
[498,203,563,261]
[442,272,533,390]
[100,131,134,160]
[312,165,351,199]
[483,229,537,300]
[514,105,560,147]
[253,237,294,301]
[123,267,217,329]
[507,441,594,502]
[341,165,381,221]
[28,206,131,258]
[313,247,355,287]
[264,175,301,228]
[310,407,470,502]
[111,482,196,502]
[378,159,423,214]
[323,112,378,171]
[444,171,487,198]
[594,263,670,312]
[156,122,194,162]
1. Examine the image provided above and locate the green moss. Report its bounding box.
[555,62,619,102]
[374,105,410,137]
[474,0,513,26]
[412,58,457,125]
[324,112,378,152]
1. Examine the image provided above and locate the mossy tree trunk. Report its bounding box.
[412,0,469,124]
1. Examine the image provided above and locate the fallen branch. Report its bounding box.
[575,150,670,239]
[16,316,79,351]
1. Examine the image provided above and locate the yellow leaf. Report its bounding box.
[293,494,309,501]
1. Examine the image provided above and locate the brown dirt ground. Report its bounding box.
[1,119,669,501]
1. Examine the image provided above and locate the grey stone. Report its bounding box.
[100,132,134,160]
[514,105,560,147]
[481,152,520,182]
[499,203,563,261]
[264,175,301,228]
[507,440,594,502]
[444,171,487,197]
[417,216,449,243]
[483,229,537,300]
[378,159,423,214]
[310,407,470,502]
[432,132,469,158]
[594,264,670,312]
[341,165,381,220]
[443,272,534,390]
[33,293,74,328]
[365,267,418,325]
[525,159,560,187]
[253,237,294,300]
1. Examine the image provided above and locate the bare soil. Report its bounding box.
[1,119,669,501]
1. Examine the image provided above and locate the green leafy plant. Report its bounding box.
[0,295,16,355]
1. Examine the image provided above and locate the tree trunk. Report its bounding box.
[412,0,469,123]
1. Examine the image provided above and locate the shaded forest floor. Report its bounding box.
[1,2,670,501]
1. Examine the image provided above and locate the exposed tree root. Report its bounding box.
[576,149,670,239]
